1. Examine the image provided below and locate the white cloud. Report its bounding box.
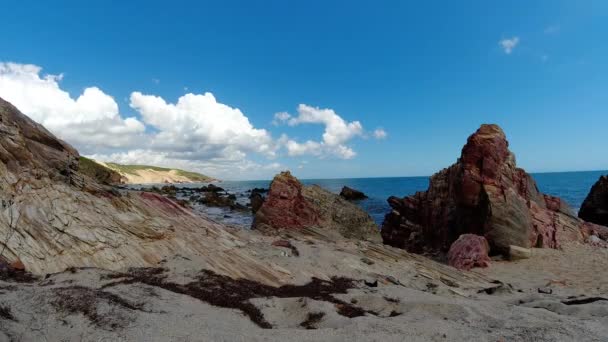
[0,62,146,151]
[373,128,387,139]
[130,91,278,159]
[288,104,363,145]
[272,111,291,125]
[279,104,363,159]
[0,61,382,179]
[499,37,519,54]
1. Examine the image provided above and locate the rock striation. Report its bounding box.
[381,124,605,259]
[0,97,288,284]
[579,175,608,227]
[253,171,379,241]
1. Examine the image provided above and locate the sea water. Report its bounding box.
[167,170,607,228]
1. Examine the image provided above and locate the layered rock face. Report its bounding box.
[579,175,608,227]
[253,171,379,241]
[0,98,289,284]
[381,124,599,257]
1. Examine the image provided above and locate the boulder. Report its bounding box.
[509,245,531,260]
[249,192,264,214]
[381,124,593,256]
[447,234,491,270]
[199,191,246,211]
[339,186,368,200]
[579,175,608,227]
[253,171,379,241]
[252,171,320,230]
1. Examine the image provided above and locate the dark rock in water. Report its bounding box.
[228,194,237,200]
[250,192,264,214]
[447,234,491,270]
[579,175,608,227]
[199,192,234,207]
[339,186,368,200]
[250,187,268,194]
[381,124,598,256]
[253,171,379,241]
[199,184,225,193]
[160,185,178,196]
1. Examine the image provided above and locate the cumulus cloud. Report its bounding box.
[129,91,277,159]
[0,62,145,152]
[272,111,291,125]
[373,128,387,139]
[278,104,363,159]
[499,37,519,54]
[0,61,383,179]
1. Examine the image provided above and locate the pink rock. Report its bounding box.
[382,124,595,257]
[448,234,491,270]
[253,171,320,231]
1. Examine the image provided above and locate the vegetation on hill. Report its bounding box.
[104,162,215,183]
[78,157,123,185]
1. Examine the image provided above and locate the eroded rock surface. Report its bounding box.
[381,124,602,257]
[0,97,287,283]
[447,234,491,270]
[579,175,608,227]
[253,171,379,241]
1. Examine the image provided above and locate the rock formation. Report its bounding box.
[0,97,287,283]
[253,171,379,241]
[339,186,368,200]
[579,175,608,227]
[447,234,491,270]
[381,124,605,258]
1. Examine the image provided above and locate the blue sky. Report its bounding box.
[1,0,607,180]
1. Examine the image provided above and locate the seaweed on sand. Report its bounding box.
[103,267,375,328]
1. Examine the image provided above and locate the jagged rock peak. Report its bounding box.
[381,123,600,259]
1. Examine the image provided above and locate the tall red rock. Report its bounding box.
[381,124,601,257]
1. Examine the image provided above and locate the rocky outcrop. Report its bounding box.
[579,175,608,227]
[253,171,379,241]
[252,171,320,230]
[447,234,491,270]
[381,124,602,257]
[339,186,368,200]
[0,97,291,284]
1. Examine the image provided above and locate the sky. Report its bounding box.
[0,0,607,180]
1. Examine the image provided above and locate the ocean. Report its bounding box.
[172,170,607,228]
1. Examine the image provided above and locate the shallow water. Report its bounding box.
[137,170,607,228]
